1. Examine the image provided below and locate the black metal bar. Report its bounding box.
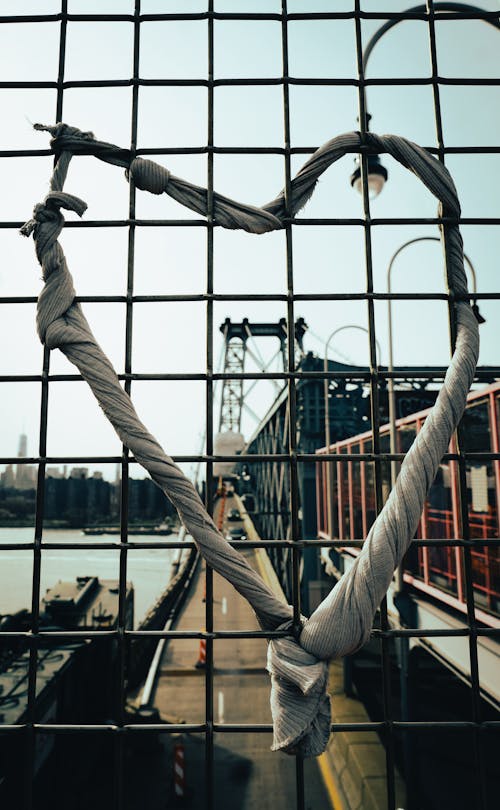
[1,366,500,384]
[3,289,500,304]
[280,0,302,639]
[7,449,500,464]
[21,3,67,809]
[5,215,500,228]
[3,720,499,735]
[3,142,500,160]
[1,8,500,23]
[4,74,500,90]
[205,6,215,809]
[0,624,499,643]
[114,3,141,806]
[356,4,397,807]
[281,3,306,805]
[0,536,499,553]
[426,4,487,807]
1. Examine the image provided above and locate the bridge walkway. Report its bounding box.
[152,499,332,809]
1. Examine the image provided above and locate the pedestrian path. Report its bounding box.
[152,498,332,809]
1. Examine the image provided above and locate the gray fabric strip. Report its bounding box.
[22,124,478,757]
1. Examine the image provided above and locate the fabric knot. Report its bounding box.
[34,122,96,152]
[21,191,87,265]
[357,130,385,153]
[33,122,131,169]
[267,622,330,756]
[45,191,88,217]
[129,158,170,195]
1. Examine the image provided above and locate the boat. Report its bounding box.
[0,576,134,804]
[83,518,174,536]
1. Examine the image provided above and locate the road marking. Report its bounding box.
[318,751,342,810]
[218,690,225,724]
[221,596,227,615]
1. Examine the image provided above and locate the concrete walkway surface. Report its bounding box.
[152,499,332,809]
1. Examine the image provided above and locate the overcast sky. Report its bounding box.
[0,0,499,480]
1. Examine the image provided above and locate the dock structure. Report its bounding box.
[151,500,332,809]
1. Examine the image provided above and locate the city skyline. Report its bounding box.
[0,430,123,488]
[0,429,173,528]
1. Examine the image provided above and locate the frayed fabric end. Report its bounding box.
[267,633,331,757]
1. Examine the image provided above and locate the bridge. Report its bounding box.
[210,319,499,810]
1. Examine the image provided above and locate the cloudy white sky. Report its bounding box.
[0,0,499,480]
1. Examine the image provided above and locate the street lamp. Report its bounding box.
[323,325,382,539]
[349,114,389,199]
[383,231,485,810]
[350,2,500,199]
[350,153,389,199]
[351,6,496,791]
[386,236,483,491]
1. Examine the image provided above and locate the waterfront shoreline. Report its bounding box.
[0,527,180,627]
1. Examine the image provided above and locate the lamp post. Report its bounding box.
[350,2,500,199]
[387,236,483,491]
[353,9,495,804]
[323,325,382,539]
[361,2,491,594]
[387,235,482,603]
[384,236,484,810]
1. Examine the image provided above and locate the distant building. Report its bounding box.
[128,477,174,523]
[44,472,113,527]
[46,467,64,479]
[15,432,36,490]
[1,465,15,488]
[69,467,88,480]
[17,433,27,458]
[0,447,174,527]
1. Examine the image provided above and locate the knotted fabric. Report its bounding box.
[23,124,479,757]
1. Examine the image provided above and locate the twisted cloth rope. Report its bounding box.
[22,123,479,757]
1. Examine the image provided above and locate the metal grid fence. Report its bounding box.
[0,2,499,810]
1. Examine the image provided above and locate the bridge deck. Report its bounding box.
[152,506,331,809]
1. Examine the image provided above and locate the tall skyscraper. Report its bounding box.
[17,433,28,458]
[15,432,36,490]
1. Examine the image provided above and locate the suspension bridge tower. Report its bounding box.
[214,317,307,478]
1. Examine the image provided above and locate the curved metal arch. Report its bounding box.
[362,2,500,73]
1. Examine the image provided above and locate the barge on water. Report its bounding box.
[0,576,134,806]
[82,521,174,536]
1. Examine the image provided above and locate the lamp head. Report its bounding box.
[350,154,388,199]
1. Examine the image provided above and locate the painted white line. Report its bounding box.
[218,690,225,724]
[221,596,227,615]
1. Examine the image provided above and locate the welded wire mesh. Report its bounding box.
[0,2,499,810]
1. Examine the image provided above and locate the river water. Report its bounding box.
[0,528,178,627]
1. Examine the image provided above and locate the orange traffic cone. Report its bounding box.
[195,637,206,669]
